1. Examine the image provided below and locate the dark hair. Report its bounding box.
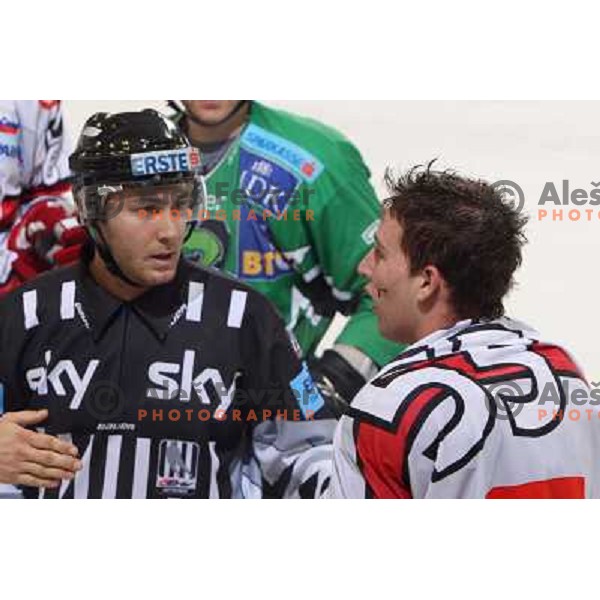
[384,161,528,320]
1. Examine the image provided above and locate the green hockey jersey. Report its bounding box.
[182,102,402,367]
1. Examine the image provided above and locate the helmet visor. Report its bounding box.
[77,178,201,223]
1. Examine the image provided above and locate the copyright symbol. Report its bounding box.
[491,180,525,214]
[485,380,526,422]
[103,196,125,221]
[84,381,126,421]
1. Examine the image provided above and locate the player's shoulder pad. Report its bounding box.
[247,102,367,183]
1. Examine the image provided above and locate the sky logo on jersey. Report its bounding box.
[241,124,324,184]
[130,147,200,177]
[25,354,100,411]
[290,363,324,419]
[146,349,236,411]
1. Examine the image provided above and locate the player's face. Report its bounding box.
[182,100,242,126]
[99,184,191,287]
[359,211,422,344]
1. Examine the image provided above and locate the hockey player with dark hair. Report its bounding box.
[330,163,599,499]
[0,109,335,499]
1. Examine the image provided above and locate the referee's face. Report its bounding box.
[99,185,189,287]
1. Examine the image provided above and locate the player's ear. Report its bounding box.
[417,265,445,303]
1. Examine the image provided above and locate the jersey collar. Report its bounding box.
[78,257,199,342]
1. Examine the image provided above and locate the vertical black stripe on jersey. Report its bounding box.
[196,442,212,498]
[187,443,198,482]
[215,444,233,499]
[146,438,162,499]
[159,442,167,479]
[164,441,176,479]
[190,443,198,480]
[87,434,108,499]
[180,442,189,478]
[115,435,136,499]
[167,442,177,478]
[179,442,186,478]
[21,485,49,500]
[164,443,172,478]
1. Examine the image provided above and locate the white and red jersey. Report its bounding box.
[0,100,72,216]
[330,318,600,499]
[0,101,82,295]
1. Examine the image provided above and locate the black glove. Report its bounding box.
[308,349,369,419]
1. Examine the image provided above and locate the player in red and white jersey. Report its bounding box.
[329,163,600,499]
[0,100,86,296]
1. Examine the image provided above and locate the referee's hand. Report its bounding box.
[0,410,82,489]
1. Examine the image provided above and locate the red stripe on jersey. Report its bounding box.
[355,386,445,499]
[486,476,585,499]
[20,181,72,203]
[530,343,584,379]
[382,355,529,384]
[436,355,528,381]
[0,123,19,135]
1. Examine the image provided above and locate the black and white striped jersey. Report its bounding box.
[0,257,336,498]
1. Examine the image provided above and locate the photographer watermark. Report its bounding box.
[486,377,600,423]
[78,365,325,431]
[491,180,526,215]
[137,407,315,424]
[88,180,316,223]
[493,179,600,221]
[136,206,315,224]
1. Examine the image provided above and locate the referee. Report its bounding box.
[0,110,335,498]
